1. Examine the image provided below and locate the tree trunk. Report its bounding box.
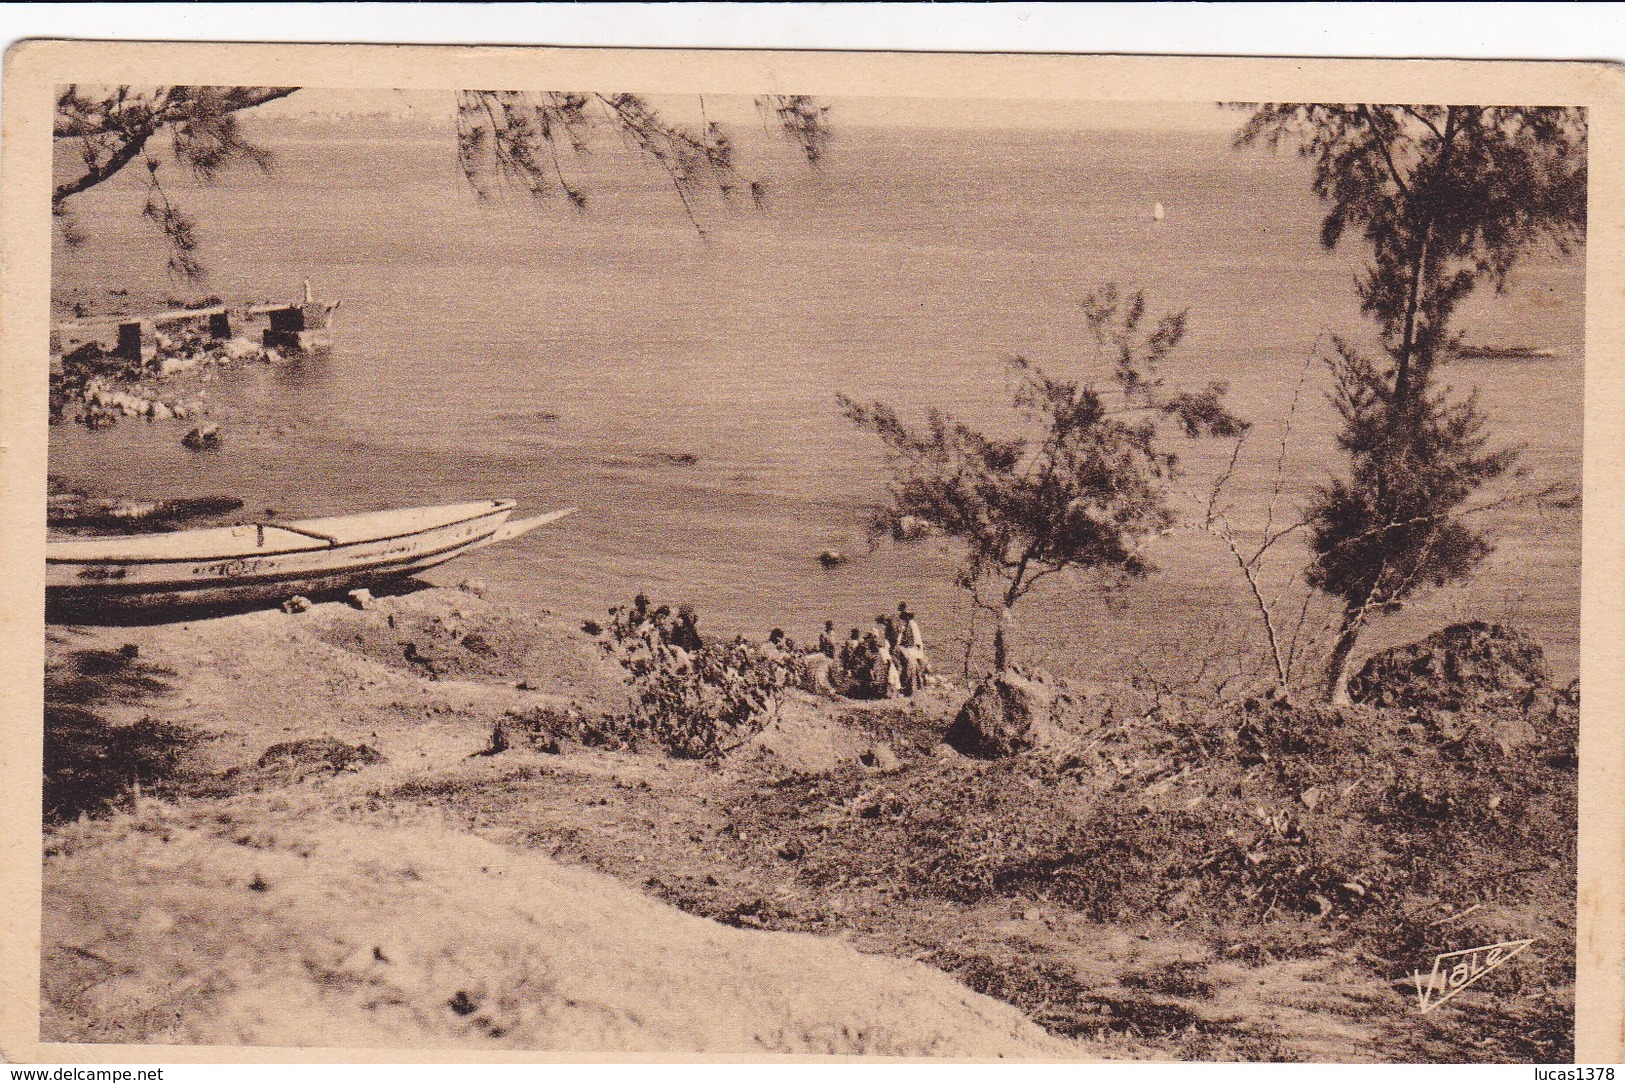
[993,563,1027,673]
[993,618,1008,671]
[1322,605,1364,706]
[992,606,1014,672]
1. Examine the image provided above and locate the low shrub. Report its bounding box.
[589,595,796,759]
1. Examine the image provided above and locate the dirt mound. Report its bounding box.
[735,692,952,775]
[257,737,385,774]
[313,589,631,715]
[1348,621,1553,711]
[42,811,1076,1057]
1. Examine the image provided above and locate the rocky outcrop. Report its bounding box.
[1349,621,1555,712]
[944,666,1101,758]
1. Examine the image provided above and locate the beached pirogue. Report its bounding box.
[46,500,575,613]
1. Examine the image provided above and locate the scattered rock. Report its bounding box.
[281,595,312,614]
[817,549,847,568]
[347,588,375,611]
[1478,710,1542,753]
[456,579,488,598]
[223,336,261,361]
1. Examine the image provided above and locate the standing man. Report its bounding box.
[896,602,928,696]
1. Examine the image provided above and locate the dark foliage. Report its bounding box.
[44,706,199,822]
[840,284,1246,668]
[1305,339,1519,611]
[54,85,296,278]
[589,596,795,759]
[618,637,795,759]
[1235,106,1585,398]
[1236,105,1585,700]
[43,643,191,822]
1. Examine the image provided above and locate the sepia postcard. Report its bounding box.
[1,40,1621,1064]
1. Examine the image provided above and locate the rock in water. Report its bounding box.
[1348,621,1552,712]
[182,424,222,450]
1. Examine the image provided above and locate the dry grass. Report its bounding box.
[40,590,1576,1061]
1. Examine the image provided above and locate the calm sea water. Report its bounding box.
[49,118,1585,683]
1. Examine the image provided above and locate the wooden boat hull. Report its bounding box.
[46,500,548,613]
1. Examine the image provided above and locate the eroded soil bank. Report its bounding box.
[42,588,1576,1060]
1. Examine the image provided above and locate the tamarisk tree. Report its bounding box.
[1237,105,1586,703]
[54,86,299,277]
[839,285,1246,671]
[54,86,831,277]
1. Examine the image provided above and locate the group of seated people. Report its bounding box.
[810,602,932,699]
[606,594,931,699]
[605,594,706,675]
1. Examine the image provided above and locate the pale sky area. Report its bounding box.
[250,86,1239,131]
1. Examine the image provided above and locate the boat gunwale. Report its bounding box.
[46,501,515,567]
[47,531,498,597]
